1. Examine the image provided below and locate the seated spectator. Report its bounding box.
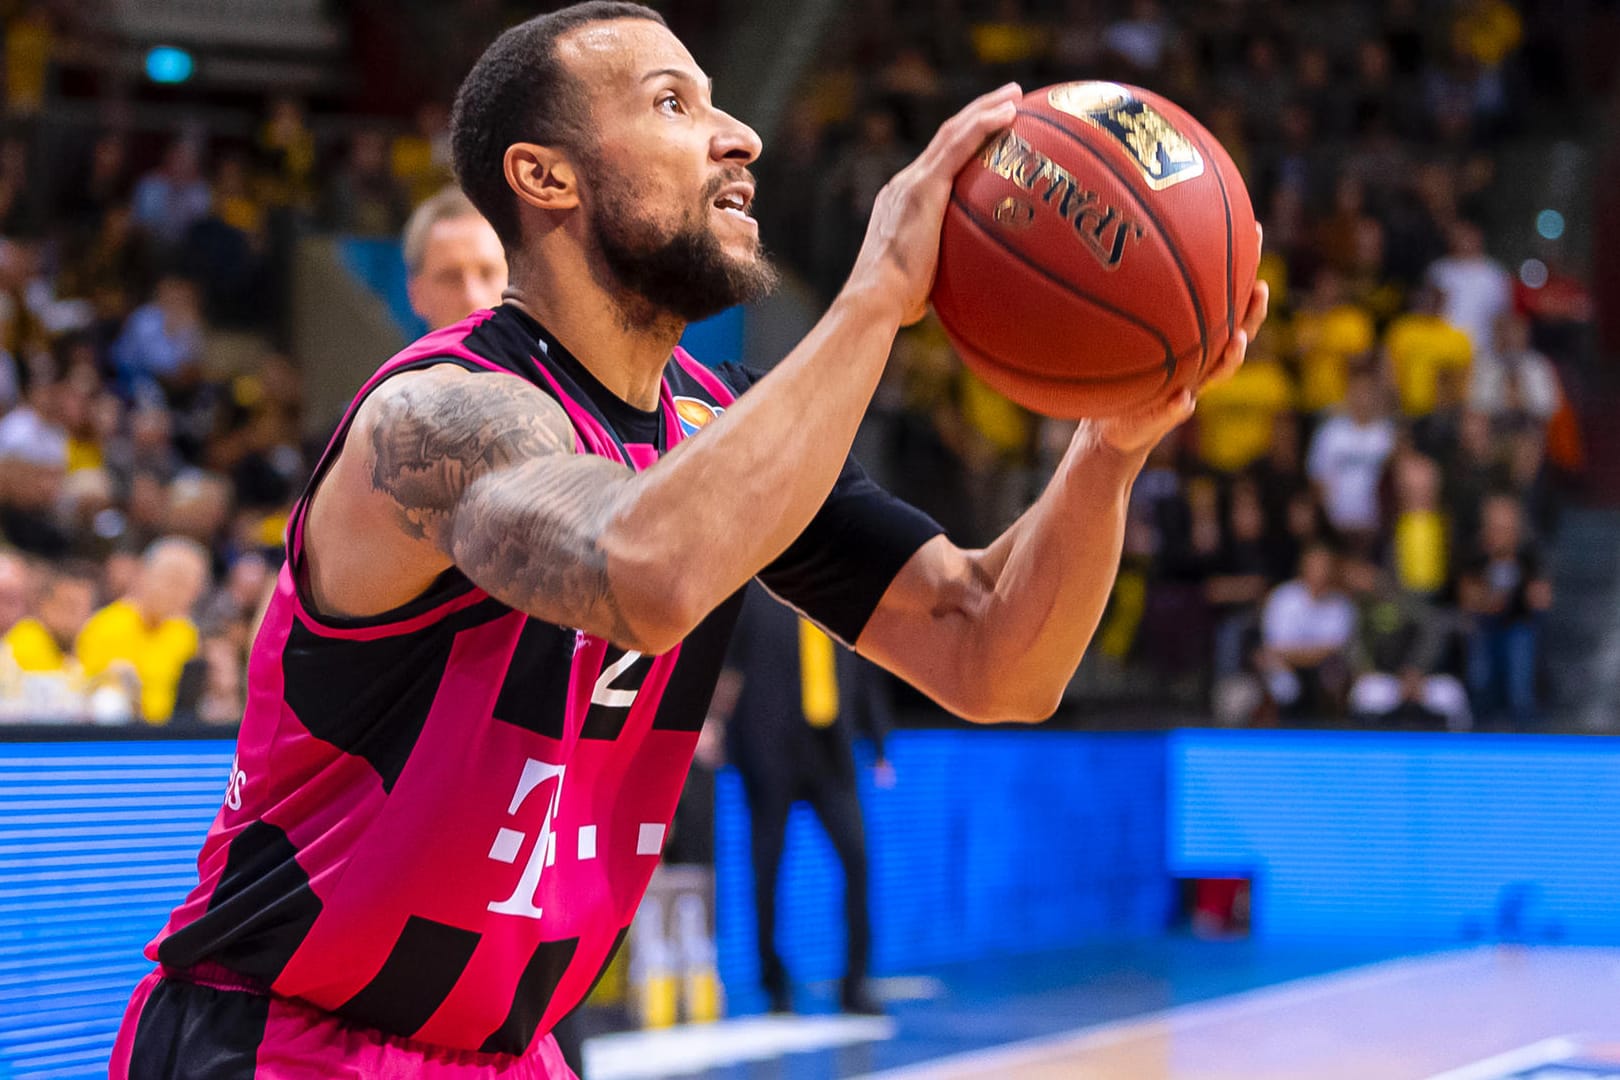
[1204,476,1287,678]
[0,361,71,559]
[1412,365,1470,461]
[57,202,156,329]
[0,236,95,337]
[1385,284,1472,418]
[76,536,209,724]
[188,632,245,726]
[131,139,212,250]
[59,131,131,228]
[106,403,182,488]
[1102,0,1170,73]
[1291,267,1376,413]
[1459,494,1551,725]
[198,551,271,648]
[1257,544,1357,718]
[183,154,270,327]
[1442,409,1501,551]
[1344,560,1471,729]
[1425,218,1512,362]
[1140,474,1222,677]
[2,561,95,674]
[0,551,27,639]
[403,187,507,331]
[1306,367,1396,550]
[257,96,316,209]
[1471,313,1561,424]
[210,152,266,239]
[391,102,455,207]
[1507,428,1558,541]
[1390,450,1449,599]
[320,131,410,236]
[110,276,204,401]
[1192,326,1296,474]
[165,470,233,567]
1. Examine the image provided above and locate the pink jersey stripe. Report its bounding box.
[526,356,619,464]
[670,347,737,407]
[291,586,492,642]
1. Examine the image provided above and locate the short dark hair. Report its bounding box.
[450,2,667,248]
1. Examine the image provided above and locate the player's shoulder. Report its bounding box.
[356,361,569,447]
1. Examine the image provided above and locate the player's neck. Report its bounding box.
[505,262,682,413]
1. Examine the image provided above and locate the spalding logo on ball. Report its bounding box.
[931,82,1259,419]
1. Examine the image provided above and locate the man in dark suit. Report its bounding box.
[712,587,894,1015]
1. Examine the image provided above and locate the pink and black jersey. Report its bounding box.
[145,305,941,1058]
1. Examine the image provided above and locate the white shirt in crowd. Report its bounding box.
[0,404,68,468]
[1262,580,1357,652]
[1471,347,1562,421]
[1306,413,1397,533]
[1426,254,1512,362]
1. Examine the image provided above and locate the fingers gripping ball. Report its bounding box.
[931,82,1260,419]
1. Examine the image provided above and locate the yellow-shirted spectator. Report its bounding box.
[1455,0,1522,68]
[1385,286,1473,418]
[392,103,455,208]
[213,155,266,236]
[76,538,209,724]
[1391,453,1450,597]
[970,18,1050,66]
[4,3,53,116]
[258,97,317,208]
[1292,269,1376,413]
[1194,327,1297,473]
[65,436,101,472]
[2,564,95,673]
[959,369,1030,461]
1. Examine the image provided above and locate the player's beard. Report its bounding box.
[585,169,779,328]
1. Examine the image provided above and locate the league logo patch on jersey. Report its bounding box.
[674,396,723,437]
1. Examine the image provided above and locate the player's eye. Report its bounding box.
[657,92,685,116]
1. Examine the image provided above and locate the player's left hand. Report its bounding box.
[1095,246,1269,457]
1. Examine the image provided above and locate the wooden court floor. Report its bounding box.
[858,947,1620,1080]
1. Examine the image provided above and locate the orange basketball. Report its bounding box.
[931,82,1259,419]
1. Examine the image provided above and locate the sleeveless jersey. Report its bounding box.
[146,305,940,1057]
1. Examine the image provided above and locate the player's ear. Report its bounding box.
[504,142,580,213]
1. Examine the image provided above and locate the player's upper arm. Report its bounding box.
[354,365,675,649]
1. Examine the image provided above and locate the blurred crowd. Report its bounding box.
[775,0,1598,728]
[0,2,473,724]
[0,0,1604,729]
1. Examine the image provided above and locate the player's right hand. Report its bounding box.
[845,83,1022,326]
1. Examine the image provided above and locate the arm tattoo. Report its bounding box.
[367,370,645,647]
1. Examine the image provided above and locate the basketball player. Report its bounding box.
[405,186,509,331]
[112,3,1268,1077]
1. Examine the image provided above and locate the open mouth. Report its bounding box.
[712,188,755,222]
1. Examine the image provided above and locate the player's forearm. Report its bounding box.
[957,430,1146,718]
[604,287,903,645]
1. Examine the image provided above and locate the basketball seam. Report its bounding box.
[1016,108,1210,377]
[946,194,1178,380]
[1188,122,1237,354]
[966,332,1201,391]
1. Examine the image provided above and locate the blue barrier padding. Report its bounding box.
[1166,729,1620,944]
[714,730,1174,1009]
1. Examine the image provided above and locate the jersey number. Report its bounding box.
[583,647,653,738]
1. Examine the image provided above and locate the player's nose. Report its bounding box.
[711,108,761,166]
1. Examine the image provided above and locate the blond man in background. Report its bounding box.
[76,537,208,723]
[403,186,507,331]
